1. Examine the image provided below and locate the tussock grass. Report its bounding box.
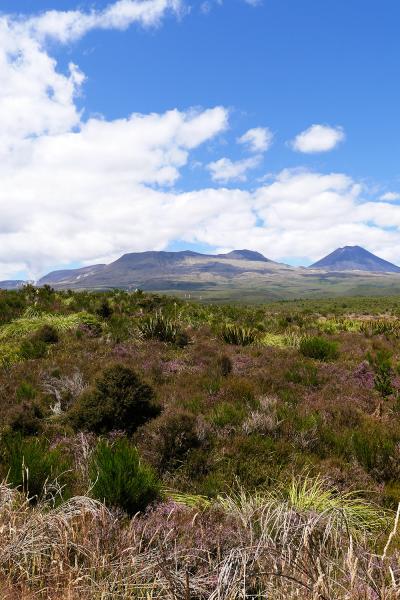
[283,474,389,535]
[0,478,398,599]
[220,323,258,346]
[0,311,97,342]
[261,331,303,348]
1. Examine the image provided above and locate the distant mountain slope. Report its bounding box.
[38,264,106,287]
[310,246,400,273]
[37,249,289,290]
[0,280,26,290]
[4,247,400,301]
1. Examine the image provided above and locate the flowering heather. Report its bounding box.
[354,360,375,389]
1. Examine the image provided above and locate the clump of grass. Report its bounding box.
[283,474,388,535]
[139,313,189,347]
[165,490,212,509]
[360,318,400,337]
[0,343,20,368]
[220,323,257,346]
[0,311,99,342]
[260,333,287,348]
[210,401,247,428]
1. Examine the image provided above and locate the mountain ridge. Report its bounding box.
[2,246,400,300]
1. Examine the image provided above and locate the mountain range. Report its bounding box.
[2,246,400,301]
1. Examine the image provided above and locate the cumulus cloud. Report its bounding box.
[0,1,400,279]
[25,0,183,43]
[207,156,262,183]
[0,105,229,277]
[238,127,273,153]
[380,192,400,202]
[291,124,345,153]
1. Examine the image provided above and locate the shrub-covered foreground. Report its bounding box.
[1,286,400,596]
[0,477,398,599]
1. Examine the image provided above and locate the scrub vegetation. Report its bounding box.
[1,285,400,598]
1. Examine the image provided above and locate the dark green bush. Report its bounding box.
[217,355,233,377]
[8,401,45,436]
[89,438,160,515]
[69,365,160,434]
[0,434,73,502]
[299,336,339,361]
[36,324,59,344]
[96,299,113,319]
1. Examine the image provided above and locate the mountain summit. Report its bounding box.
[310,246,400,273]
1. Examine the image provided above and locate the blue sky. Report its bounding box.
[0,0,400,278]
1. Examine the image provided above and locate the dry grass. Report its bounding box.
[0,479,398,599]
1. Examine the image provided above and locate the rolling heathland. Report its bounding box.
[0,286,400,597]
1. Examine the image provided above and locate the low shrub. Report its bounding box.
[69,364,160,434]
[106,315,133,343]
[96,299,113,319]
[76,314,103,337]
[138,409,200,471]
[8,401,45,436]
[217,354,233,377]
[35,324,59,344]
[299,336,339,361]
[89,438,160,515]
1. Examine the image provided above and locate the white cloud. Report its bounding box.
[291,124,345,153]
[380,192,400,202]
[200,0,255,12]
[207,156,262,183]
[1,2,400,279]
[26,0,183,43]
[0,106,229,277]
[238,127,273,153]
